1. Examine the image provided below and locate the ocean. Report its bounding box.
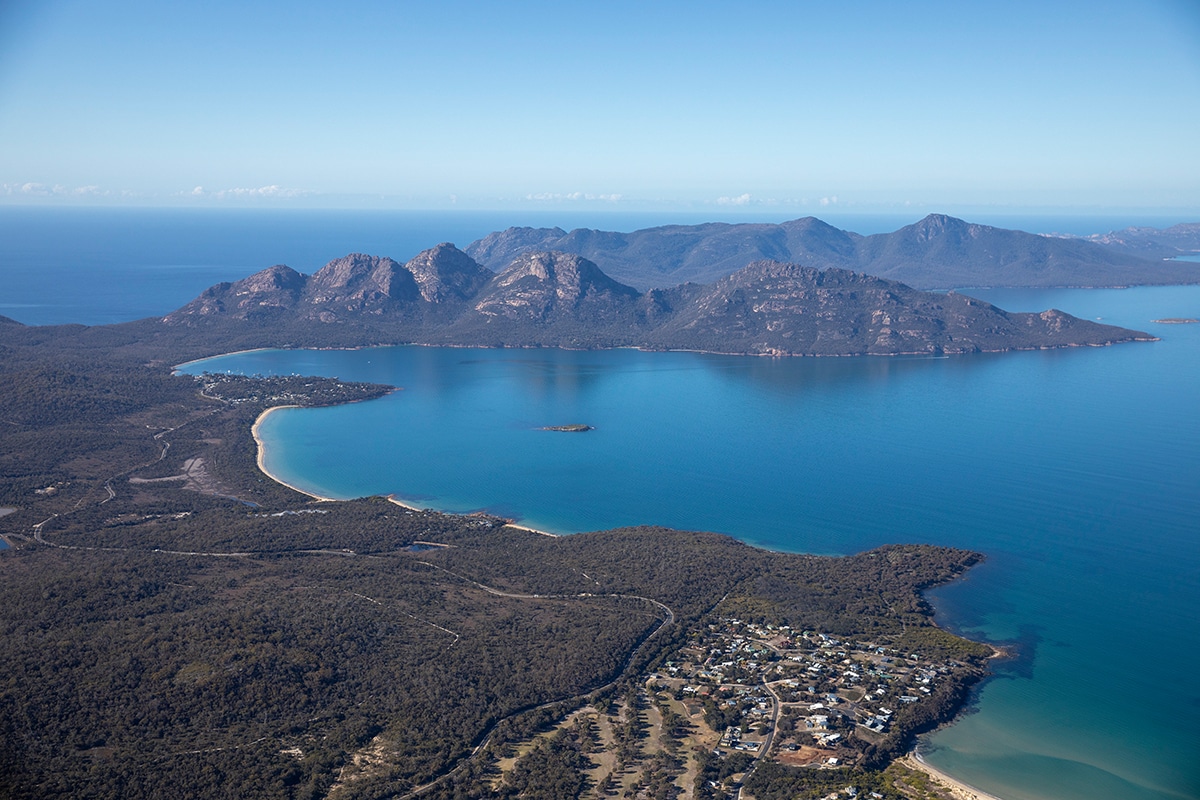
[7,208,1200,800]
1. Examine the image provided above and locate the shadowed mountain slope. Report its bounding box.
[643,261,1140,356]
[466,214,1200,290]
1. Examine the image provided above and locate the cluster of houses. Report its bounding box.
[648,617,962,766]
[819,788,886,800]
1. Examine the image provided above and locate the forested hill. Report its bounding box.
[157,244,1154,357]
[465,213,1200,290]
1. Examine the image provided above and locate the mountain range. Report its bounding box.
[1060,221,1200,260]
[163,242,1153,357]
[465,213,1200,291]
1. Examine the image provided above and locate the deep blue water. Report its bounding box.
[181,286,1200,800]
[6,208,1200,799]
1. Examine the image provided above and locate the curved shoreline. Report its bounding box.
[253,409,562,537]
[903,750,1007,800]
[383,495,558,537]
[174,330,1153,377]
[239,356,1006,798]
[251,405,341,502]
[173,347,275,373]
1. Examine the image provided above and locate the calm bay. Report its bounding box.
[182,284,1200,800]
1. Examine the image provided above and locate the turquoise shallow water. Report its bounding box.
[181,286,1200,800]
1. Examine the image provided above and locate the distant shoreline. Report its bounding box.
[173,347,276,373]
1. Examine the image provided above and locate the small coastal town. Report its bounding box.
[491,616,991,800]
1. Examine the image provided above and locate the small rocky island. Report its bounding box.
[541,424,594,432]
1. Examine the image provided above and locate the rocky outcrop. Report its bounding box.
[403,242,493,304]
[304,254,420,317]
[165,264,306,321]
[472,252,640,321]
[165,244,487,324]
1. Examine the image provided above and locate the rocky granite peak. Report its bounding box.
[305,253,419,306]
[403,243,494,304]
[164,264,306,321]
[474,252,641,320]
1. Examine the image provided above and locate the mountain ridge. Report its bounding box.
[465,213,1200,291]
[162,245,1154,357]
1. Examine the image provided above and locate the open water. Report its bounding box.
[6,208,1200,800]
[182,289,1200,800]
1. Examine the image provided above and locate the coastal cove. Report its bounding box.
[181,285,1200,800]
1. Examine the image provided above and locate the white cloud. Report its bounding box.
[1,182,111,198]
[214,185,313,198]
[819,195,839,206]
[177,184,315,200]
[716,193,752,206]
[523,192,622,203]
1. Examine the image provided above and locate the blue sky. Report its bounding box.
[1,0,1198,213]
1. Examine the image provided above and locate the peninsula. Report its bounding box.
[1,316,995,799]
[155,245,1153,357]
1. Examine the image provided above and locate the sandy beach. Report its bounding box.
[172,348,275,374]
[252,405,341,502]
[502,521,559,537]
[386,494,426,512]
[901,752,1007,800]
[386,496,559,537]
